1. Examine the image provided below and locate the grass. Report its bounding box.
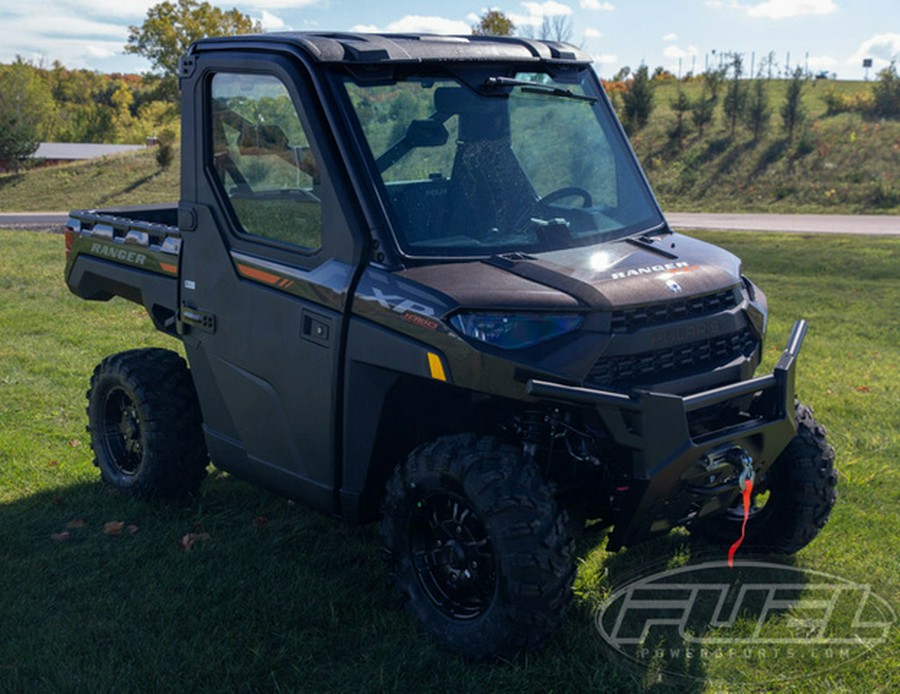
[0,148,179,212]
[0,228,898,691]
[621,79,900,214]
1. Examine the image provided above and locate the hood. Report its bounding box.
[396,233,742,312]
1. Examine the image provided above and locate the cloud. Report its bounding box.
[512,1,573,28]
[350,16,472,35]
[662,44,699,60]
[746,0,837,19]
[592,53,617,64]
[662,32,678,41]
[848,33,900,70]
[707,0,838,19]
[581,0,614,10]
[584,27,603,38]
[259,10,288,31]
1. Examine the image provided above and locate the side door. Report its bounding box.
[178,54,363,512]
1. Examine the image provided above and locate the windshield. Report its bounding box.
[340,69,662,258]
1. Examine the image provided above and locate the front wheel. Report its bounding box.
[689,402,837,554]
[86,348,208,499]
[380,435,575,660]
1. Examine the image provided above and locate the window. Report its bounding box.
[210,72,322,250]
[340,69,662,258]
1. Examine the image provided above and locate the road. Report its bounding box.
[1,211,899,235]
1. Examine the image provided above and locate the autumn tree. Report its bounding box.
[472,10,515,36]
[126,0,261,79]
[0,60,54,172]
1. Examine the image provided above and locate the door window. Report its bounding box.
[210,72,322,250]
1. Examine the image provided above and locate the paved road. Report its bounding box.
[667,212,899,236]
[1,211,899,235]
[0,212,70,230]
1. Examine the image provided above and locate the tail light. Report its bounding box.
[64,225,76,258]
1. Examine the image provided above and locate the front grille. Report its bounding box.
[610,289,739,333]
[587,328,758,388]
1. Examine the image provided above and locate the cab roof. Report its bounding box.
[189,32,592,67]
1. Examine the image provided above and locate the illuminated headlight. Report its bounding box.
[449,313,582,349]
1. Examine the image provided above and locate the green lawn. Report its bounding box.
[0,229,897,692]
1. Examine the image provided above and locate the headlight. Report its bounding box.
[449,313,582,349]
[742,276,768,338]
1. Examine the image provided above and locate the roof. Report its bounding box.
[190,32,592,67]
[33,143,145,161]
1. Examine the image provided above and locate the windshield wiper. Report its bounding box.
[482,76,597,103]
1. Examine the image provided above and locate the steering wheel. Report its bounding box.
[537,186,593,208]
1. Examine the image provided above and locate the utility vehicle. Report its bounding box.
[64,32,837,659]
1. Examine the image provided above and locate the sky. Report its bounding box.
[0,0,897,80]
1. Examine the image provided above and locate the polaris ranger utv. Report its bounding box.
[64,32,836,660]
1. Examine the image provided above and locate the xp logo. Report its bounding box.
[371,287,437,317]
[595,560,895,684]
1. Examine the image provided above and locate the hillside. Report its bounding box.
[630,79,899,214]
[0,79,896,215]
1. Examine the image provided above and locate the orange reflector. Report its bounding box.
[427,353,447,382]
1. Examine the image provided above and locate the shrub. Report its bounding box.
[873,61,900,119]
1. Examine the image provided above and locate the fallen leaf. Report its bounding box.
[252,516,269,527]
[47,460,60,468]
[66,519,87,529]
[855,385,871,393]
[179,532,211,551]
[67,439,81,448]
[127,524,139,535]
[103,521,125,536]
[51,532,71,542]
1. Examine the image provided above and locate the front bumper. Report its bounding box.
[528,320,808,550]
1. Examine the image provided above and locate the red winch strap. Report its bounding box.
[727,478,754,568]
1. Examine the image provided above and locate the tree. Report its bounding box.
[745,79,771,142]
[690,70,721,138]
[781,67,806,141]
[611,66,631,82]
[472,10,515,36]
[0,60,54,173]
[873,61,900,119]
[668,88,691,146]
[522,14,573,43]
[126,0,261,79]
[621,65,655,134]
[722,53,748,137]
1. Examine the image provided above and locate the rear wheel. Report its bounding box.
[380,434,575,660]
[690,402,837,554]
[87,348,208,499]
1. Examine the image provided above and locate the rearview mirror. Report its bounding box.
[405,119,449,147]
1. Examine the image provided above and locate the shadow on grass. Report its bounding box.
[95,171,161,206]
[0,471,826,692]
[0,475,656,689]
[0,173,24,192]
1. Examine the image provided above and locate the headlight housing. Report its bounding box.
[449,312,582,350]
[742,276,768,338]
